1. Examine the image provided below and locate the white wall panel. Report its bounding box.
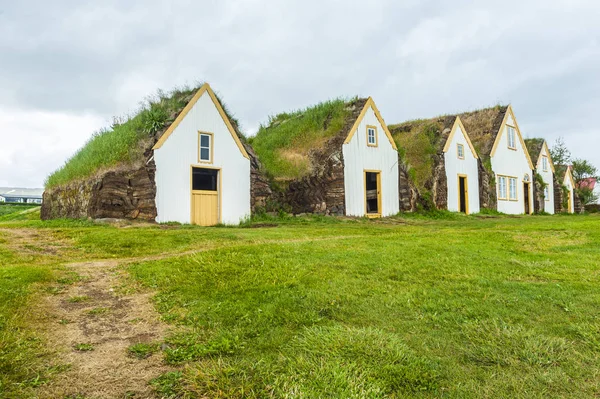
[154,92,250,224]
[444,125,480,214]
[535,145,555,214]
[342,107,399,217]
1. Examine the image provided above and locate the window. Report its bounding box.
[507,126,517,149]
[457,144,465,159]
[366,126,377,147]
[542,156,548,172]
[192,168,218,191]
[198,132,213,163]
[498,176,507,200]
[509,177,518,200]
[544,186,550,201]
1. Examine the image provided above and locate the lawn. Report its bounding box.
[0,212,599,398]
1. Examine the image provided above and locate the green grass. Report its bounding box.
[45,86,199,189]
[1,214,600,397]
[73,343,94,352]
[250,98,352,180]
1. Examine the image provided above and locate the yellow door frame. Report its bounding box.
[457,174,469,215]
[364,169,382,218]
[523,181,532,215]
[190,165,222,225]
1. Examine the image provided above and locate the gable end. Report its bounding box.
[442,116,478,159]
[489,105,534,169]
[343,97,397,150]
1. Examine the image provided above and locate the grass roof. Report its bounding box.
[389,115,456,194]
[46,84,243,189]
[250,97,366,181]
[458,105,508,159]
[524,138,545,165]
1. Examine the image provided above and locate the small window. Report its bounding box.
[542,156,548,172]
[498,176,507,200]
[457,144,465,159]
[366,126,377,147]
[199,132,212,162]
[507,126,517,149]
[544,186,550,201]
[509,177,518,200]
[192,168,218,191]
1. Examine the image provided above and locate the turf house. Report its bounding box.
[524,138,555,214]
[455,105,535,215]
[251,97,400,217]
[390,115,481,214]
[42,83,272,225]
[554,165,577,214]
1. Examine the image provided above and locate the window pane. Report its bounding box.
[192,168,218,191]
[200,148,210,161]
[200,134,210,148]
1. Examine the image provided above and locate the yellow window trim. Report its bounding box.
[506,125,518,150]
[541,155,549,172]
[457,174,469,214]
[190,165,222,225]
[541,141,556,173]
[497,174,519,201]
[544,186,550,202]
[363,169,382,218]
[366,125,378,147]
[153,83,249,160]
[343,98,397,150]
[490,106,534,169]
[198,131,214,164]
[457,143,465,160]
[442,116,478,159]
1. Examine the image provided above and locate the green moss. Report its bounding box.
[251,99,354,180]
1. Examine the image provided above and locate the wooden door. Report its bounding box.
[524,182,531,214]
[365,171,381,217]
[458,175,469,214]
[191,167,220,226]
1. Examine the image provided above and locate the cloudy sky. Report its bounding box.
[1,0,598,188]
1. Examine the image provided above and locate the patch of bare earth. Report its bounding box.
[37,260,171,399]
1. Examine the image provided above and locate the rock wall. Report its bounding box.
[532,174,545,213]
[244,144,274,212]
[41,161,157,221]
[478,160,497,211]
[398,163,417,212]
[284,135,346,215]
[430,152,448,210]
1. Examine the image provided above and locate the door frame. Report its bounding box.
[523,181,532,215]
[190,165,222,225]
[457,174,469,215]
[364,169,382,218]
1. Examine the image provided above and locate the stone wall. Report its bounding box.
[430,152,448,210]
[244,144,274,212]
[532,173,545,213]
[398,163,417,212]
[478,160,497,211]
[284,135,346,215]
[41,161,157,221]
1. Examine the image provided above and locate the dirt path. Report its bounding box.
[37,260,172,399]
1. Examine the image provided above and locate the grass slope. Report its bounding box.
[1,215,599,397]
[250,99,352,180]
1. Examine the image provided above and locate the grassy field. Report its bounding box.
[0,209,599,398]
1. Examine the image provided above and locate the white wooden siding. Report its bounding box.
[444,124,480,214]
[563,172,575,213]
[342,106,399,217]
[491,113,533,214]
[536,145,555,214]
[154,92,250,224]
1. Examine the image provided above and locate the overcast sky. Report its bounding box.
[1,0,598,188]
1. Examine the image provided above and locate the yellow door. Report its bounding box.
[192,191,219,226]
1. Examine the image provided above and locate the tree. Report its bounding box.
[549,137,571,166]
[572,158,599,205]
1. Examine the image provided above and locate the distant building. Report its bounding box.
[0,187,44,204]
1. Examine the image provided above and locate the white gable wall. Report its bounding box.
[342,106,399,217]
[491,113,534,214]
[154,92,251,224]
[444,124,480,214]
[563,172,575,213]
[536,145,555,214]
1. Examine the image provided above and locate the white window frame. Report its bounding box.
[542,156,548,172]
[507,126,517,150]
[366,125,378,147]
[544,186,550,201]
[457,143,465,159]
[198,132,213,163]
[498,176,508,200]
[509,177,518,201]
